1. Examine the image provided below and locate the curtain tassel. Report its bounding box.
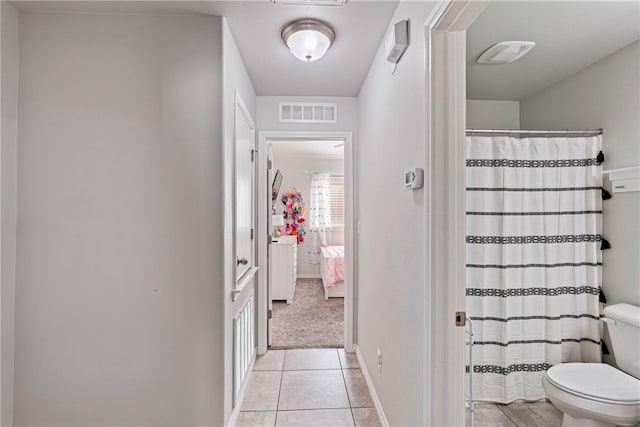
[599,287,607,304]
[601,340,610,355]
[596,151,605,165]
[602,188,612,200]
[601,238,611,250]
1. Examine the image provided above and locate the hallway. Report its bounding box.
[236,349,382,427]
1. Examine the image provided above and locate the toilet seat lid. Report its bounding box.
[546,363,640,403]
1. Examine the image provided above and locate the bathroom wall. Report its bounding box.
[1,2,19,425]
[271,154,344,277]
[467,100,520,129]
[521,41,640,310]
[14,11,225,426]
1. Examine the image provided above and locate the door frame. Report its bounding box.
[256,131,355,354]
[423,2,489,426]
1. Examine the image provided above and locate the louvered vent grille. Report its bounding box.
[279,102,338,124]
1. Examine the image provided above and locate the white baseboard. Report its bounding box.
[296,273,321,279]
[227,401,241,427]
[354,345,390,427]
[227,351,257,427]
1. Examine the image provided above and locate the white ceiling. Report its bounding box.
[224,1,398,96]
[13,0,399,97]
[467,1,640,101]
[271,140,344,159]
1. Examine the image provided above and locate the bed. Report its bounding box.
[320,246,345,300]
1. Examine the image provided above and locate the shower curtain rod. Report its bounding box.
[466,128,603,138]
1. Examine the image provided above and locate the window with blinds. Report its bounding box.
[329,175,345,227]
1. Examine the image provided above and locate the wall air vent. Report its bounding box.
[273,0,346,6]
[279,102,338,124]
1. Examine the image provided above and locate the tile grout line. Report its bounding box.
[338,348,358,427]
[277,367,345,371]
[270,347,346,351]
[273,350,287,427]
[240,407,355,414]
[495,404,518,427]
[277,347,343,371]
[274,407,354,412]
[257,349,364,425]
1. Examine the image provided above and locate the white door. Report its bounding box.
[232,92,257,403]
[235,94,256,282]
[267,144,273,347]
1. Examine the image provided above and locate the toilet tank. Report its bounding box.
[603,303,640,378]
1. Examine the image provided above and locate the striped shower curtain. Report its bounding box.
[466,135,604,403]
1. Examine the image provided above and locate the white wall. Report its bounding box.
[1,2,18,426]
[15,11,225,426]
[221,18,257,424]
[257,95,358,336]
[521,41,640,313]
[271,154,344,277]
[357,2,436,425]
[256,96,358,134]
[467,100,520,129]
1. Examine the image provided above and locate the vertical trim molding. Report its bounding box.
[226,355,256,427]
[256,132,356,355]
[0,5,4,424]
[424,1,489,426]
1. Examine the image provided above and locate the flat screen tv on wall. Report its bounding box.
[272,169,283,209]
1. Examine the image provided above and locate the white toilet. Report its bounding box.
[542,303,640,427]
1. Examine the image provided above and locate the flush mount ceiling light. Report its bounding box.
[477,41,535,64]
[282,19,335,62]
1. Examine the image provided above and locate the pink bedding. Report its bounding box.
[321,246,345,288]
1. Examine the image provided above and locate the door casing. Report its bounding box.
[256,131,355,354]
[423,2,489,426]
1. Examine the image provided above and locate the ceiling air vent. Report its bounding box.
[279,102,338,124]
[273,0,347,6]
[477,41,535,64]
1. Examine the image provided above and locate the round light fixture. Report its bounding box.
[282,19,335,62]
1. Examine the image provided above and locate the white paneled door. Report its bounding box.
[267,144,273,347]
[235,93,256,282]
[232,92,257,407]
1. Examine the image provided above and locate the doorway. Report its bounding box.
[426,1,639,426]
[268,139,345,349]
[256,132,355,355]
[461,2,639,427]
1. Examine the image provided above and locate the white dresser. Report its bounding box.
[270,236,297,304]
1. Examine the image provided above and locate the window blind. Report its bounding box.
[329,175,345,226]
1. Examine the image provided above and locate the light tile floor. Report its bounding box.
[237,348,382,427]
[471,401,563,427]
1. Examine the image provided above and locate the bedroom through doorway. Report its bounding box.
[267,138,348,349]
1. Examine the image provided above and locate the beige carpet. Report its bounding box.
[271,278,344,349]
